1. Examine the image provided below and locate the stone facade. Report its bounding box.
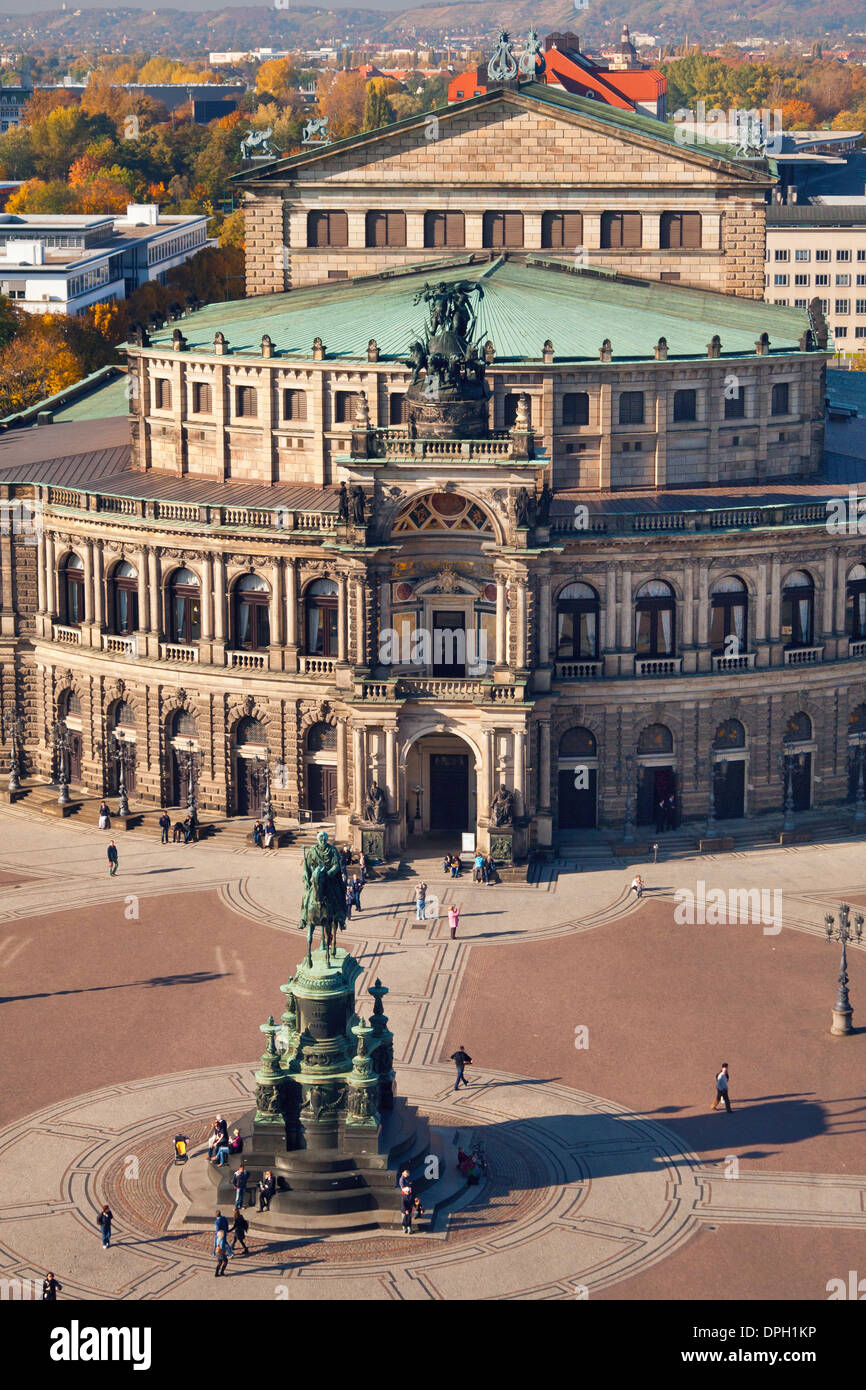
[239,90,772,299]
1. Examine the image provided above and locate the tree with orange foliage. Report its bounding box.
[316,71,367,140]
[256,56,299,100]
[780,99,817,129]
[5,179,78,214]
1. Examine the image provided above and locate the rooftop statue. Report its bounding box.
[240,127,278,160]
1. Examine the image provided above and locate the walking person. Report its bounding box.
[97,1204,113,1248]
[711,1062,733,1113]
[400,1174,414,1234]
[448,905,460,940]
[358,852,367,885]
[231,1161,248,1210]
[214,1229,233,1276]
[351,873,362,911]
[229,1208,249,1254]
[414,880,427,922]
[159,809,171,844]
[450,1044,472,1090]
[213,1209,229,1255]
[630,874,644,900]
[42,1272,61,1300]
[106,841,118,877]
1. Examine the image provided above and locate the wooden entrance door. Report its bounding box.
[307,765,337,821]
[429,752,469,830]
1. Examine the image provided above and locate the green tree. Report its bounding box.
[362,78,395,132]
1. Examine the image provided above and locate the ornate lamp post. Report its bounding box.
[704,756,718,837]
[175,739,199,811]
[622,754,635,844]
[259,755,274,822]
[112,731,135,817]
[48,720,71,806]
[824,903,864,1036]
[3,708,24,793]
[779,749,796,834]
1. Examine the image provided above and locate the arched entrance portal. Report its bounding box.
[403,731,479,842]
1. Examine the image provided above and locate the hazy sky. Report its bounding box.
[0,0,420,13]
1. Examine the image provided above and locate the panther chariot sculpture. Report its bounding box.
[404,280,490,440]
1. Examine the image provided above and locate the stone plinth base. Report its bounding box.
[779,829,813,845]
[613,843,651,857]
[831,1006,854,1036]
[698,836,735,852]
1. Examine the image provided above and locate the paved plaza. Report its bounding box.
[1,804,865,1301]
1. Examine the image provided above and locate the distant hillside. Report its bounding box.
[0,0,865,53]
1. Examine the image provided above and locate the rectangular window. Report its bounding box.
[307,210,348,248]
[771,382,790,416]
[837,249,852,261]
[662,212,701,249]
[562,391,589,426]
[191,381,212,414]
[673,388,697,422]
[724,391,745,420]
[836,299,850,315]
[794,274,810,286]
[602,211,642,249]
[836,274,851,287]
[815,249,830,262]
[836,326,848,337]
[482,211,524,248]
[423,211,465,248]
[235,385,257,418]
[857,300,866,314]
[389,392,406,425]
[795,249,810,262]
[794,298,807,309]
[857,275,866,286]
[774,249,789,261]
[541,211,584,249]
[859,250,866,262]
[773,274,789,286]
[815,274,830,287]
[334,391,359,424]
[856,326,866,338]
[618,390,644,425]
[283,388,307,421]
[365,211,407,248]
[153,378,171,410]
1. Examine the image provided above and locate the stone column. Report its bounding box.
[137,548,150,634]
[682,560,695,647]
[93,542,104,630]
[603,563,617,651]
[352,724,364,815]
[355,576,367,666]
[515,579,527,669]
[836,557,848,635]
[538,575,552,664]
[756,559,768,643]
[201,552,213,640]
[495,573,507,666]
[285,559,298,671]
[513,728,526,815]
[482,726,494,815]
[36,527,46,615]
[83,539,94,625]
[337,573,348,662]
[619,565,632,650]
[270,557,283,646]
[45,533,56,618]
[385,725,397,813]
[823,551,835,640]
[213,553,226,642]
[336,717,348,807]
[696,561,709,647]
[147,549,159,633]
[769,554,781,642]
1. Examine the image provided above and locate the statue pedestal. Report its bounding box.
[488,826,514,865]
[359,824,386,861]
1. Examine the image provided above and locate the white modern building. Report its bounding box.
[0,205,209,316]
[765,204,866,357]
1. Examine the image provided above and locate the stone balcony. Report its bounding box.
[783,645,824,665]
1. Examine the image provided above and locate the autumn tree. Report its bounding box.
[316,71,367,140]
[781,99,817,129]
[362,78,395,132]
[255,57,299,100]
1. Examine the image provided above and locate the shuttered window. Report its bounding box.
[191,381,212,414]
[483,211,524,248]
[334,391,359,424]
[283,389,307,421]
[562,392,589,426]
[365,211,407,247]
[307,211,349,247]
[153,378,171,410]
[660,212,702,249]
[423,211,465,248]
[541,211,583,249]
[235,386,257,419]
[601,212,642,249]
[618,391,645,425]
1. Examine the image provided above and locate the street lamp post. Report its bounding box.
[174,740,199,813]
[48,720,71,806]
[112,732,134,817]
[3,708,24,793]
[824,903,864,1036]
[705,756,717,837]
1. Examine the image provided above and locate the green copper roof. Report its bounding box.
[139,257,815,366]
[235,82,770,186]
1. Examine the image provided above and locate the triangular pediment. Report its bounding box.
[236,85,771,192]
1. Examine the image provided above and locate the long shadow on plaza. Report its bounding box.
[447,1091,866,1186]
[0,969,227,1004]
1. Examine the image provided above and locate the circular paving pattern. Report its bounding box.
[0,1062,708,1300]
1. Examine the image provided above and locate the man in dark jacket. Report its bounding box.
[159,810,171,844]
[107,841,118,876]
[229,1208,249,1254]
[450,1046,472,1090]
[258,1170,276,1212]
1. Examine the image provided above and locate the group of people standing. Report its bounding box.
[654,793,678,834]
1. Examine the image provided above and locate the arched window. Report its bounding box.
[784,711,812,743]
[306,722,337,753]
[111,560,138,636]
[167,568,201,645]
[638,724,673,754]
[846,563,866,640]
[305,578,338,656]
[61,554,84,626]
[635,581,675,657]
[59,689,81,719]
[171,708,198,739]
[556,582,599,661]
[713,718,746,750]
[559,727,597,758]
[113,700,135,729]
[236,715,267,746]
[710,576,748,655]
[781,570,814,649]
[233,572,270,652]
